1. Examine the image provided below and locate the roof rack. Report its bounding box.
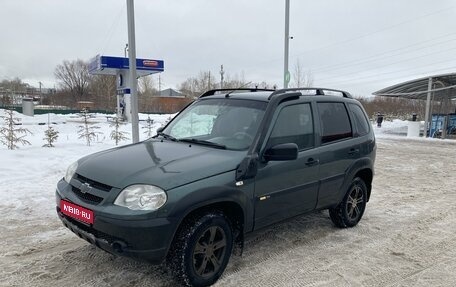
[268,87,352,100]
[199,88,275,98]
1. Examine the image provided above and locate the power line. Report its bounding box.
[292,6,454,57]
[316,46,456,83]
[318,60,456,87]
[320,64,456,87]
[311,32,456,73]
[97,3,126,56]
[241,6,454,73]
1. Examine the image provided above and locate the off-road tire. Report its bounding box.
[168,212,233,287]
[329,177,367,228]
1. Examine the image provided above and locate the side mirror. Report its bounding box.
[263,143,298,161]
[156,127,164,133]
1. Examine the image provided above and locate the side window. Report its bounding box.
[318,102,352,144]
[349,103,370,136]
[267,104,314,150]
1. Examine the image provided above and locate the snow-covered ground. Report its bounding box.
[1,111,456,286]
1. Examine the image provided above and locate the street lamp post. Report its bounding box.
[126,0,139,143]
[39,81,42,105]
[220,65,225,89]
[283,0,290,88]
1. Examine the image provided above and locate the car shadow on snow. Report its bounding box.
[55,210,344,286]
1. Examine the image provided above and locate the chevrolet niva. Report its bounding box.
[56,87,376,287]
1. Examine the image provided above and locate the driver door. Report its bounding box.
[254,102,320,230]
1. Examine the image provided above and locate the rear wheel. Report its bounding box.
[329,177,367,228]
[168,212,233,287]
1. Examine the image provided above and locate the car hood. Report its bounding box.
[76,139,244,190]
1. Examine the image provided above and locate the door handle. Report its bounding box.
[305,158,319,166]
[348,148,360,155]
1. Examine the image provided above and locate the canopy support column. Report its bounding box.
[424,77,433,138]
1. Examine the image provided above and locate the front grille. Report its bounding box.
[72,186,103,204]
[75,174,112,192]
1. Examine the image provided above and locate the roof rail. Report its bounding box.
[199,88,275,98]
[268,87,352,100]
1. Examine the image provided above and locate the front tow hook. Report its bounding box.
[112,241,127,253]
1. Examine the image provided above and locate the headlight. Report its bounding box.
[114,185,167,211]
[64,161,78,183]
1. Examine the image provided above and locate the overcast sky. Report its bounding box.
[1,0,456,96]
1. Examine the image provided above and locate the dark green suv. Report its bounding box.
[56,87,376,287]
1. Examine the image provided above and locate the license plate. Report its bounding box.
[60,200,94,224]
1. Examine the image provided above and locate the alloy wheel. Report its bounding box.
[192,226,227,278]
[346,184,364,221]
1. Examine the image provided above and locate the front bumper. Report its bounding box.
[56,181,177,264]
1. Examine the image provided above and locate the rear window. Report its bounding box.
[318,102,352,144]
[349,104,370,136]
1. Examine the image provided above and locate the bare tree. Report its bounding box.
[55,59,91,104]
[138,75,157,97]
[0,78,29,107]
[222,71,250,89]
[138,76,158,111]
[254,81,276,89]
[357,96,428,121]
[89,74,116,110]
[178,70,260,97]
[291,59,313,88]
[179,71,218,97]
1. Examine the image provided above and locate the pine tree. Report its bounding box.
[142,116,154,137]
[110,116,129,145]
[0,109,32,150]
[43,125,59,147]
[77,108,102,146]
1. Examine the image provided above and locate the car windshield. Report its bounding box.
[163,98,267,150]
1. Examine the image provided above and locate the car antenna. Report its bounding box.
[224,81,253,98]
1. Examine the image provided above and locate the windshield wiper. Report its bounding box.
[179,138,226,149]
[156,131,178,142]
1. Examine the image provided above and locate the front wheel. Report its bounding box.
[169,212,233,287]
[329,177,368,228]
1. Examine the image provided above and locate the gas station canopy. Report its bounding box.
[373,73,456,101]
[88,55,164,77]
[88,54,164,124]
[373,73,456,138]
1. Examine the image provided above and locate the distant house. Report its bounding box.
[159,88,185,98]
[141,88,193,114]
